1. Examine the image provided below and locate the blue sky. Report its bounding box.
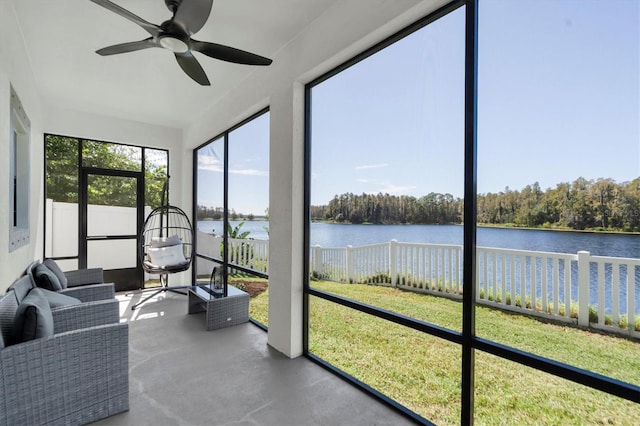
[198,0,639,214]
[197,112,270,216]
[311,0,639,205]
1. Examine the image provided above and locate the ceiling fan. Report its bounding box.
[90,0,273,86]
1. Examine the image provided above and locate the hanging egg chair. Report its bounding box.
[140,206,193,274]
[131,177,194,310]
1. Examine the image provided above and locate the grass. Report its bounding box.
[228,277,269,326]
[249,280,640,425]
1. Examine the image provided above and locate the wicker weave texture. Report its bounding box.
[65,268,104,287]
[60,283,115,302]
[0,323,129,426]
[188,288,249,331]
[52,299,120,334]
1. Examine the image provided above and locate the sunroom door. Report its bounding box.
[80,169,144,291]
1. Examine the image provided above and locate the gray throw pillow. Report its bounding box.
[40,289,81,308]
[150,234,182,248]
[43,259,68,289]
[13,288,54,343]
[33,263,62,291]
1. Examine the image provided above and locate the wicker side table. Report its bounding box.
[188,285,249,330]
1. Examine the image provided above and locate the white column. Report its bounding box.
[267,81,305,358]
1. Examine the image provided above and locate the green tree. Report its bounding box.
[45,135,167,208]
[45,135,79,203]
[227,221,250,239]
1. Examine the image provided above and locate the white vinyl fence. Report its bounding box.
[310,240,640,338]
[196,231,269,276]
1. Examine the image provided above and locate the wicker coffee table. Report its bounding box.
[188,285,249,330]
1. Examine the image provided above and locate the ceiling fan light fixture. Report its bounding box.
[159,35,189,53]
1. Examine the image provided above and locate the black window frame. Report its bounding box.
[302,1,640,425]
[192,108,270,304]
[43,133,169,265]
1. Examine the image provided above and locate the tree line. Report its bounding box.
[310,177,640,232]
[196,205,259,221]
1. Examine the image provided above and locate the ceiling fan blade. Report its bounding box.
[175,52,211,86]
[96,38,158,56]
[90,0,160,37]
[173,0,213,35]
[191,40,273,66]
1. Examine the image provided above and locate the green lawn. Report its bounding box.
[247,280,640,425]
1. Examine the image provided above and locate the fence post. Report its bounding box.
[390,240,398,287]
[312,245,323,278]
[346,245,354,283]
[577,251,590,327]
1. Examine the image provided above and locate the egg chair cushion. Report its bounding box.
[150,234,182,248]
[147,244,187,268]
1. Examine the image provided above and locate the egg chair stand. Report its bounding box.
[132,178,194,311]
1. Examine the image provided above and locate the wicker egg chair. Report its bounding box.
[131,178,194,310]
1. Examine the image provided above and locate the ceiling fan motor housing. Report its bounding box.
[159,20,190,52]
[165,0,183,15]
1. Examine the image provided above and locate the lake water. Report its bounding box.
[199,220,640,313]
[199,220,639,258]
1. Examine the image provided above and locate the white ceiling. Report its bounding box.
[13,0,339,129]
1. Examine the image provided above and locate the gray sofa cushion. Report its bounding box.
[13,288,54,343]
[33,263,63,291]
[40,288,81,308]
[8,275,33,303]
[43,259,69,289]
[0,290,19,348]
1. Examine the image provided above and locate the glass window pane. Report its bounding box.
[45,135,79,203]
[82,140,142,172]
[196,138,224,238]
[87,174,137,208]
[309,7,465,332]
[477,0,640,384]
[228,111,270,271]
[145,148,168,210]
[309,296,461,424]
[45,135,79,258]
[475,352,640,424]
[194,111,270,326]
[88,239,137,269]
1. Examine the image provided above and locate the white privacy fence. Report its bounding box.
[309,240,640,337]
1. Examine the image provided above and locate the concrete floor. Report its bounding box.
[94,290,416,426]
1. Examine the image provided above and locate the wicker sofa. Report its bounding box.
[0,275,129,425]
[27,260,115,303]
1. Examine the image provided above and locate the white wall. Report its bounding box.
[182,0,451,357]
[0,1,44,290]
[0,2,186,291]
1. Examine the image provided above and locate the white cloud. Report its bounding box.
[229,168,269,177]
[198,154,223,172]
[377,183,417,194]
[361,182,417,195]
[198,155,268,176]
[355,163,389,170]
